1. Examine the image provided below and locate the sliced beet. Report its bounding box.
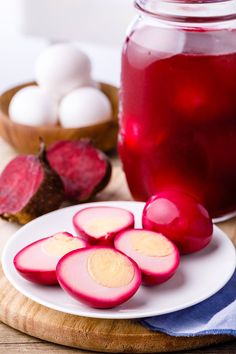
[0,145,64,224]
[56,247,141,308]
[47,140,111,202]
[73,206,135,245]
[114,229,180,286]
[14,232,88,285]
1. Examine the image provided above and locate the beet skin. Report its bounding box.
[47,140,111,202]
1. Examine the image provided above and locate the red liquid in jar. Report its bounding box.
[119,27,236,218]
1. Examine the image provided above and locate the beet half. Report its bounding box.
[0,145,64,224]
[56,247,141,308]
[73,206,135,245]
[14,232,88,285]
[47,140,111,203]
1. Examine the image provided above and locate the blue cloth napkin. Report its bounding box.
[139,270,236,337]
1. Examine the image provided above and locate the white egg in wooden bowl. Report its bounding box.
[59,87,112,128]
[9,86,58,127]
[35,43,92,100]
[0,82,118,154]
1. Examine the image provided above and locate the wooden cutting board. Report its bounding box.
[0,265,233,353]
[0,148,235,352]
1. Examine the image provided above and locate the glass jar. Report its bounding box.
[119,0,236,220]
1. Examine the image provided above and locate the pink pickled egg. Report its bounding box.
[142,191,213,254]
[114,229,180,286]
[14,232,88,285]
[73,206,134,246]
[56,247,141,308]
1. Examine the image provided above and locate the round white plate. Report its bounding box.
[2,201,236,320]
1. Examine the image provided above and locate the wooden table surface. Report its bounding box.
[0,138,235,354]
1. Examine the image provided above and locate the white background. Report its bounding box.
[0,0,135,92]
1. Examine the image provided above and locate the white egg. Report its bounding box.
[86,79,101,90]
[35,44,92,99]
[9,86,58,126]
[59,87,112,128]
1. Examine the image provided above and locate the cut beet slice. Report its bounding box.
[114,229,180,286]
[73,206,135,245]
[56,247,141,308]
[0,144,65,224]
[47,140,111,202]
[14,232,88,285]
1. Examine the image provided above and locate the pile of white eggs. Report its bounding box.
[9,44,112,128]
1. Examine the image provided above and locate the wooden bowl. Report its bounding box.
[0,82,119,154]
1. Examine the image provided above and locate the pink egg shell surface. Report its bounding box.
[142,191,213,255]
[73,206,135,246]
[56,246,142,309]
[114,229,180,286]
[13,232,88,285]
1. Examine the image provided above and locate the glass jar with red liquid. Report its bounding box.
[119,0,236,220]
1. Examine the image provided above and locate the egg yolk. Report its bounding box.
[88,249,134,287]
[42,233,84,257]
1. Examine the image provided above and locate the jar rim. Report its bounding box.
[135,0,236,23]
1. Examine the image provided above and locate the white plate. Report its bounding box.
[2,201,236,320]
